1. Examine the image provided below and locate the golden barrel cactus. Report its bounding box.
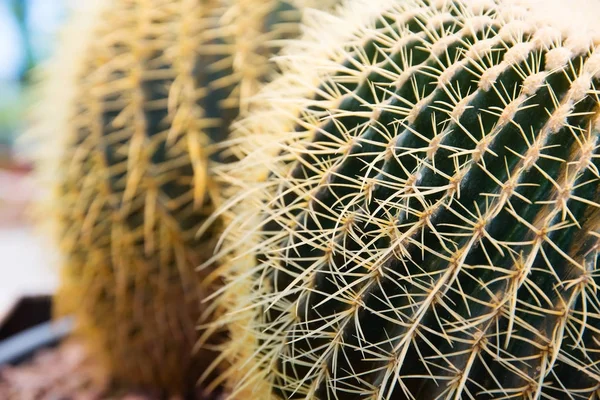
[25,0,339,395]
[214,0,600,398]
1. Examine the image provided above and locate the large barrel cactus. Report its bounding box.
[215,0,600,398]
[26,0,338,395]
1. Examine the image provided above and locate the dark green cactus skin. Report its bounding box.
[224,0,600,399]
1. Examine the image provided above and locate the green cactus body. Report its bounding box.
[217,0,600,398]
[26,0,339,395]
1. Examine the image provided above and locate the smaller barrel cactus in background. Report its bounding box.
[213,0,600,398]
[24,0,339,396]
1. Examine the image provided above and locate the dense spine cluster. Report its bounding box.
[27,0,339,395]
[216,0,600,398]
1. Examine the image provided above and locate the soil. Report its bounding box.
[0,340,224,400]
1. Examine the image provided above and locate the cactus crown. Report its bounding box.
[216,0,600,398]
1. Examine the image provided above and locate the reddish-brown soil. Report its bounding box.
[0,340,223,400]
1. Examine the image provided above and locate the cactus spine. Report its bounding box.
[216,0,600,398]
[27,0,339,395]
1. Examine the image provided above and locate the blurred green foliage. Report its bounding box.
[0,0,65,147]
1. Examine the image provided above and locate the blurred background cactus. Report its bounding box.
[215,0,600,399]
[22,0,341,398]
[28,0,225,394]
